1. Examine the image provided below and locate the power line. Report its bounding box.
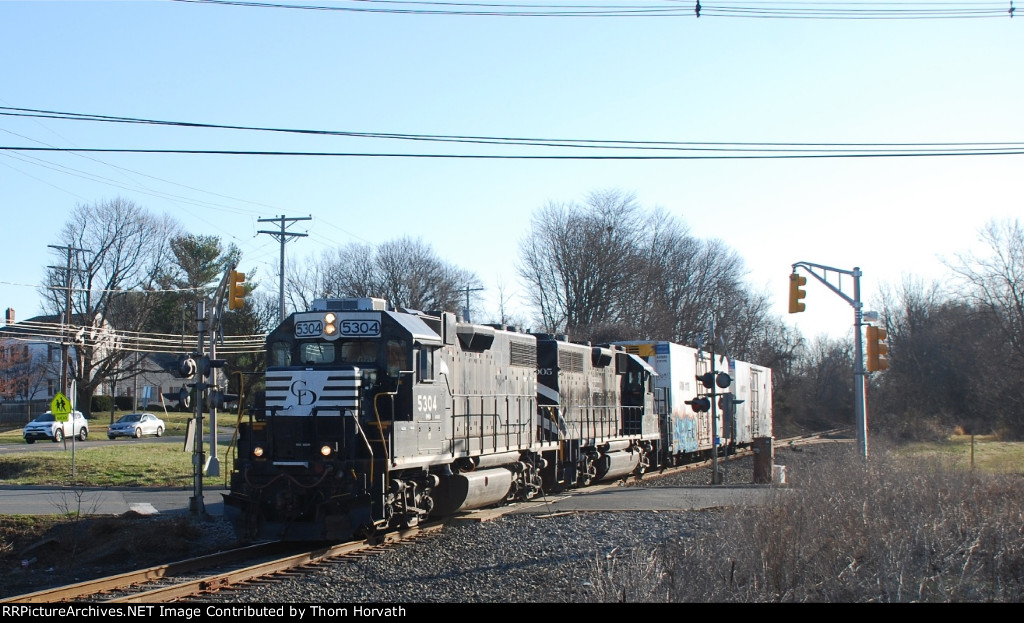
[3,145,1023,159]
[172,0,1020,20]
[3,106,1022,153]
[2,106,1022,160]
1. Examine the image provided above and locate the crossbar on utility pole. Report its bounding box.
[257,215,311,324]
[460,286,484,322]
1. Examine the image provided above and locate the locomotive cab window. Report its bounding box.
[340,340,376,364]
[299,342,335,365]
[270,341,292,367]
[415,345,435,383]
[386,339,408,377]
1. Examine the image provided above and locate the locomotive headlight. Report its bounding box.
[319,444,333,457]
[252,445,264,458]
[324,312,337,336]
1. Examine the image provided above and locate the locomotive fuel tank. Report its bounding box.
[430,468,515,516]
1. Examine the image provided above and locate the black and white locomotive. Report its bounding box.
[223,297,772,542]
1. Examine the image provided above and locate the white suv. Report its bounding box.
[23,411,89,443]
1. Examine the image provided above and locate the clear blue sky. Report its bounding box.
[2,0,1021,341]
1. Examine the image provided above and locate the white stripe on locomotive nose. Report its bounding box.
[537,384,559,402]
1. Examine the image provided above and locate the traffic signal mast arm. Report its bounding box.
[791,261,861,308]
[790,260,874,458]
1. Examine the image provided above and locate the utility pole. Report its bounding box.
[460,286,484,322]
[257,215,311,324]
[47,245,87,399]
[190,299,208,517]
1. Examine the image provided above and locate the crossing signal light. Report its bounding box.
[197,355,227,380]
[228,269,246,310]
[208,388,240,410]
[865,325,890,372]
[178,355,197,379]
[788,273,807,314]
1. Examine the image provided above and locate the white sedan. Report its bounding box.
[107,412,165,440]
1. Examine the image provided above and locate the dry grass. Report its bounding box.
[588,443,1024,602]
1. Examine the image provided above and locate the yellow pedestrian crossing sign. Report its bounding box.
[51,392,71,422]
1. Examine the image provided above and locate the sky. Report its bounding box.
[1,0,1021,343]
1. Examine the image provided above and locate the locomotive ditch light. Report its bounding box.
[320,444,333,457]
[253,445,264,458]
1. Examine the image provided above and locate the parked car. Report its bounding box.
[107,412,165,440]
[23,411,89,443]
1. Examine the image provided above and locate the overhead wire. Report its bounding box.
[171,0,1020,19]
[1,106,1022,160]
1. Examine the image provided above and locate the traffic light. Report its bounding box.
[788,273,807,314]
[865,325,890,372]
[228,269,246,310]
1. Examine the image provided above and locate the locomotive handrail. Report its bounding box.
[348,409,375,484]
[372,388,399,481]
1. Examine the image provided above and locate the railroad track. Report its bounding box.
[0,523,444,604]
[2,429,848,604]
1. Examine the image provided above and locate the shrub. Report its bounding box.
[90,395,114,413]
[590,443,1024,602]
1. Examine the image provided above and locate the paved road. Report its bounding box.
[0,430,236,517]
[0,483,227,517]
[0,430,236,454]
[0,481,777,519]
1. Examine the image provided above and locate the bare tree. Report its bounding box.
[41,198,180,415]
[874,278,984,439]
[946,218,1024,364]
[516,189,765,353]
[517,189,645,336]
[286,236,480,316]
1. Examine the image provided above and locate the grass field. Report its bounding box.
[0,410,242,488]
[896,434,1024,474]
[0,414,1020,489]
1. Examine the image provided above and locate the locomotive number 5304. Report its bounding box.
[417,394,438,414]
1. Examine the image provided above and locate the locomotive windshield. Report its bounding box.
[268,336,409,372]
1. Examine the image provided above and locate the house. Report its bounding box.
[0,308,183,423]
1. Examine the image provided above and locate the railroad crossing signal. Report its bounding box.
[865,325,890,372]
[788,273,807,314]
